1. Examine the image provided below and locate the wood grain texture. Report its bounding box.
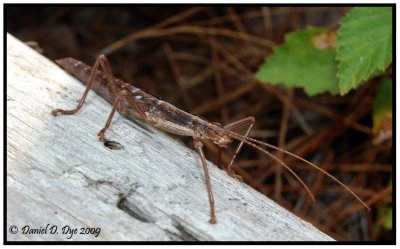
[6,33,334,242]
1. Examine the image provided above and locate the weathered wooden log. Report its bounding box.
[6,33,333,241]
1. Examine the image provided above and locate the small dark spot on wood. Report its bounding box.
[173,223,198,241]
[117,195,153,223]
[104,140,124,150]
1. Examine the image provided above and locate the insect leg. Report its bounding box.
[194,138,216,224]
[51,56,104,116]
[52,54,135,142]
[223,117,255,179]
[94,55,129,140]
[97,95,121,141]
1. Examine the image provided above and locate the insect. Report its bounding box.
[51,55,370,224]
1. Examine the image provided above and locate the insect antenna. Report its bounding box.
[229,131,370,211]
[226,131,316,202]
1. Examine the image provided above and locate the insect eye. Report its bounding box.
[211,128,224,137]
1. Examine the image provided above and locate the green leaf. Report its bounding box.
[383,207,392,230]
[372,78,392,144]
[255,27,339,96]
[336,7,392,95]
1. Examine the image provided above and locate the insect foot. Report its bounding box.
[51,108,76,116]
[51,109,63,116]
[227,168,243,181]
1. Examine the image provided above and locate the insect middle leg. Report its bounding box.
[194,138,216,224]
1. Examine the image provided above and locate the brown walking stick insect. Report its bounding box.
[51,55,370,224]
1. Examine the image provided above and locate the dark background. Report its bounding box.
[6,5,393,241]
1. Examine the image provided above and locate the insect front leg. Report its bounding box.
[223,117,255,179]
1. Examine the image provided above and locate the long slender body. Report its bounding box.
[56,58,232,145]
[52,55,370,224]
